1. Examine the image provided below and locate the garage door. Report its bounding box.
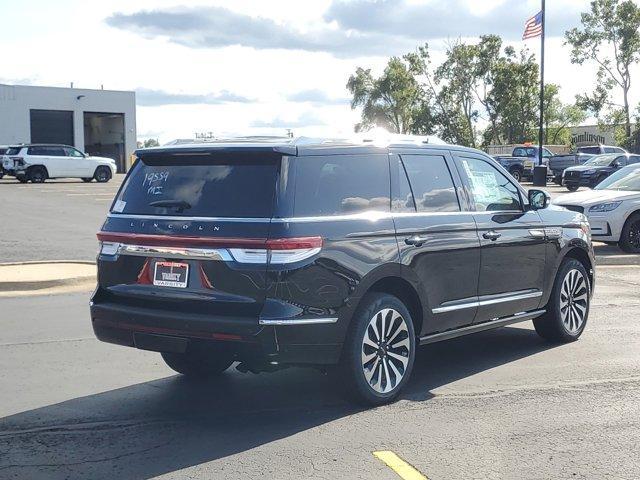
[30,109,74,145]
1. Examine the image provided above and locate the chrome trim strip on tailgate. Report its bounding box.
[115,244,233,261]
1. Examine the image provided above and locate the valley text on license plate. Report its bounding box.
[153,261,189,288]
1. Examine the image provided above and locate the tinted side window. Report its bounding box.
[513,148,526,157]
[579,147,600,154]
[48,147,66,156]
[458,156,522,212]
[6,147,22,155]
[629,156,640,164]
[401,155,459,212]
[616,156,628,166]
[392,158,416,212]
[293,154,390,216]
[605,147,624,153]
[28,147,46,156]
[64,147,83,157]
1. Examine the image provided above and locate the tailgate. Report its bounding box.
[94,149,282,324]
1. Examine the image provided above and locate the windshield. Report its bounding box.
[584,154,616,166]
[595,167,640,191]
[112,152,280,217]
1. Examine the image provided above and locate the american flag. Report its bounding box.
[523,11,543,40]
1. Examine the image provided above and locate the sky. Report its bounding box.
[0,0,638,143]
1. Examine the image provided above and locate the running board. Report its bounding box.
[419,309,546,345]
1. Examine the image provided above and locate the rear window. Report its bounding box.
[112,152,280,218]
[293,154,390,216]
[6,147,22,155]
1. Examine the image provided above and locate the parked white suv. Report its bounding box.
[2,144,117,183]
[554,164,640,253]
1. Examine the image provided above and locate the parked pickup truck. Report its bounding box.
[492,145,554,182]
[549,145,628,185]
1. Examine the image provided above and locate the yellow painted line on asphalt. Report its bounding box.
[373,451,429,480]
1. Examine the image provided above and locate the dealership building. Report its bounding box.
[0,84,136,172]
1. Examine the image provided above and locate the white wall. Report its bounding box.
[0,84,136,169]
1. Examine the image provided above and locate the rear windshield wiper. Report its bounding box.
[148,200,192,212]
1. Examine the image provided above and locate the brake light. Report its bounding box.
[10,156,24,167]
[230,237,323,264]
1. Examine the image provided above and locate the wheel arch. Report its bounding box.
[562,247,594,293]
[358,275,425,337]
[621,208,640,229]
[26,164,49,178]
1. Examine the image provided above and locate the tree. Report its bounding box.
[566,0,640,138]
[434,41,479,147]
[486,47,540,144]
[143,138,160,148]
[543,84,588,144]
[346,57,434,134]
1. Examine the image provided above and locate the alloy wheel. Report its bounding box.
[96,169,109,182]
[560,269,588,333]
[361,308,411,394]
[627,220,640,251]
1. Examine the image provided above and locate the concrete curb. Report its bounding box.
[0,262,96,293]
[596,255,640,266]
[0,260,95,267]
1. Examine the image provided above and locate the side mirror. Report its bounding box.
[528,189,550,210]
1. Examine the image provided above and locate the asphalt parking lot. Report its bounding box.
[0,175,124,263]
[1,177,639,479]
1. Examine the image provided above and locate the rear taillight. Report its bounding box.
[230,237,323,264]
[11,157,24,167]
[96,232,322,265]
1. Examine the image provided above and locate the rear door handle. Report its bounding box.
[482,230,501,241]
[405,235,429,247]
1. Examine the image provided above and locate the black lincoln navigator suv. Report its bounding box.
[91,137,595,405]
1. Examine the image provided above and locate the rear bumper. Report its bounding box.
[89,299,343,366]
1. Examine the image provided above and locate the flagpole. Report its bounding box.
[538,0,546,169]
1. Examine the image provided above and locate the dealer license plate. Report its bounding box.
[153,261,189,288]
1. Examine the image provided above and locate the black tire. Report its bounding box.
[341,293,416,406]
[94,166,111,183]
[566,184,579,192]
[81,178,93,183]
[29,166,47,183]
[619,212,640,253]
[534,258,590,343]
[509,168,522,183]
[161,349,234,377]
[0,169,4,179]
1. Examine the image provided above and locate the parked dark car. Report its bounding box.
[562,153,640,191]
[493,145,555,182]
[90,138,595,405]
[550,145,628,184]
[0,146,9,178]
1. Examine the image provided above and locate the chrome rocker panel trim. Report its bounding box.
[432,290,543,314]
[419,309,546,345]
[259,317,339,326]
